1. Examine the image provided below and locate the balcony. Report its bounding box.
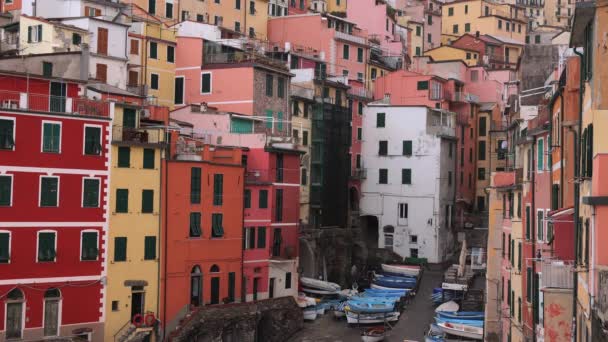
[112,126,165,145]
[0,90,111,117]
[350,168,367,180]
[348,85,373,99]
[541,260,574,289]
[127,85,148,97]
[270,245,297,261]
[203,51,288,71]
[0,35,18,53]
[245,168,300,185]
[334,30,367,46]
[427,109,456,137]
[452,92,480,103]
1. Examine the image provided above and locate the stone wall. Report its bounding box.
[168,297,302,342]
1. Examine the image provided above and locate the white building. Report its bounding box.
[360,102,457,263]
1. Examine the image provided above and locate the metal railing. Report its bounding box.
[112,126,165,144]
[334,30,367,45]
[348,85,373,99]
[351,168,367,179]
[203,51,288,71]
[541,260,574,289]
[0,90,110,117]
[127,85,148,97]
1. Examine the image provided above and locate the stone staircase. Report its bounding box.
[114,323,153,342]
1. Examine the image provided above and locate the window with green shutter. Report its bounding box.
[259,190,268,208]
[376,113,386,127]
[518,242,522,270]
[122,108,137,128]
[265,74,273,96]
[510,240,514,267]
[189,212,201,237]
[72,33,82,45]
[0,233,10,263]
[537,138,544,171]
[402,169,412,184]
[518,297,522,322]
[275,189,283,222]
[117,147,130,167]
[38,232,56,262]
[42,122,61,153]
[149,42,158,59]
[0,175,11,206]
[257,227,266,248]
[278,78,285,98]
[244,189,251,208]
[213,174,223,206]
[533,273,540,324]
[201,72,212,94]
[417,81,429,90]
[551,184,559,210]
[357,47,363,62]
[84,126,102,155]
[144,236,156,260]
[42,61,53,77]
[403,141,412,156]
[83,178,100,208]
[537,210,544,241]
[526,267,532,302]
[114,237,127,262]
[191,167,201,204]
[143,149,155,169]
[0,119,15,150]
[81,231,98,261]
[167,45,175,63]
[141,190,153,213]
[265,110,273,129]
[526,206,531,240]
[116,189,129,213]
[40,177,58,207]
[211,213,224,238]
[228,272,236,302]
[342,44,349,59]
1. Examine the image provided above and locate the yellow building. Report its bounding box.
[441,0,528,45]
[326,0,347,13]
[127,16,177,108]
[122,0,179,22]
[477,103,506,210]
[424,45,480,66]
[397,17,423,58]
[105,103,165,341]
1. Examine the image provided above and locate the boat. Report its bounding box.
[425,324,445,342]
[436,311,485,320]
[372,278,416,289]
[361,326,386,342]
[296,295,317,308]
[353,295,401,303]
[302,287,339,295]
[303,307,318,321]
[346,310,400,324]
[334,301,347,318]
[300,277,341,292]
[435,300,459,313]
[375,272,417,280]
[435,316,484,327]
[346,300,395,313]
[316,306,325,315]
[365,287,410,295]
[381,264,421,277]
[371,283,416,291]
[437,322,483,340]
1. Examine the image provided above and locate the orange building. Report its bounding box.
[160,131,246,332]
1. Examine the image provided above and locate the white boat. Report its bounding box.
[296,294,317,308]
[303,308,318,321]
[302,287,339,295]
[300,277,341,292]
[381,264,421,277]
[437,322,483,340]
[435,300,459,313]
[370,283,415,294]
[361,327,386,342]
[346,311,400,324]
[316,306,325,315]
[334,310,346,318]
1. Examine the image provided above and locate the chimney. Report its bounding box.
[384,93,391,102]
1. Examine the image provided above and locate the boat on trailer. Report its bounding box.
[437,322,483,340]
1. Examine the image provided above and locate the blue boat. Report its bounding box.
[351,295,400,303]
[373,277,417,289]
[363,289,410,297]
[346,299,395,313]
[436,311,484,320]
[377,271,418,280]
[434,316,484,327]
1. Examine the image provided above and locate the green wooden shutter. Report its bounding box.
[0,233,9,262]
[526,206,531,240]
[376,113,385,127]
[84,126,101,155]
[43,123,60,153]
[257,227,266,248]
[526,267,532,300]
[265,110,273,129]
[518,242,522,270]
[116,189,129,213]
[141,190,153,213]
[510,240,514,267]
[228,272,236,302]
[0,176,11,206]
[213,174,223,205]
[143,149,155,169]
[551,184,559,210]
[244,189,251,208]
[277,111,283,130]
[114,237,127,261]
[259,190,268,208]
[212,213,224,237]
[117,147,130,167]
[403,141,412,156]
[83,179,100,208]
[40,177,58,207]
[275,189,283,222]
[190,167,201,204]
[144,236,156,260]
[189,212,201,237]
[81,232,98,260]
[586,124,593,177]
[38,232,55,262]
[402,169,412,184]
[122,108,137,128]
[537,138,544,170]
[533,273,540,324]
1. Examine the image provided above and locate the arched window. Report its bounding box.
[190,266,202,307]
[44,288,61,336]
[210,264,220,273]
[6,289,24,339]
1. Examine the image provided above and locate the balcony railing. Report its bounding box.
[0,90,110,117]
[350,168,367,180]
[334,30,367,46]
[271,245,297,260]
[127,85,149,97]
[112,126,165,144]
[452,92,480,103]
[348,85,373,99]
[541,260,574,289]
[203,51,288,71]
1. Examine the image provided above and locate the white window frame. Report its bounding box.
[537,209,545,242]
[0,230,12,263]
[40,120,62,154]
[36,230,57,263]
[0,174,14,207]
[42,288,62,337]
[357,72,364,82]
[39,175,60,208]
[384,234,394,249]
[0,116,16,151]
[174,76,185,105]
[82,124,103,156]
[165,0,174,18]
[81,177,101,208]
[200,71,212,95]
[79,229,99,261]
[398,202,408,226]
[30,24,42,43]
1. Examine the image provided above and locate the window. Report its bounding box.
[236,0,241,9]
[150,73,159,90]
[259,189,268,208]
[301,168,307,185]
[378,141,388,155]
[343,44,350,59]
[38,231,56,262]
[190,167,201,204]
[465,4,468,13]
[244,227,255,249]
[498,20,503,30]
[358,102,363,115]
[376,112,386,127]
[477,196,486,212]
[506,22,510,31]
[148,0,156,14]
[357,127,362,140]
[189,212,202,237]
[384,234,394,249]
[417,81,429,90]
[201,72,212,94]
[465,23,471,32]
[212,213,224,238]
[167,45,175,63]
[28,24,42,43]
[213,174,223,205]
[275,189,283,222]
[537,138,544,171]
[165,0,173,18]
[249,27,255,38]
[130,39,139,55]
[42,61,53,77]
[81,231,98,261]
[141,149,155,170]
[403,140,412,156]
[428,33,432,43]
[285,272,292,289]
[517,192,521,218]
[415,47,421,56]
[479,117,487,136]
[303,131,308,146]
[448,7,454,16]
[117,146,130,167]
[416,26,421,36]
[357,72,364,82]
[537,210,544,241]
[82,178,100,208]
[402,169,412,184]
[0,175,12,207]
[141,190,153,213]
[114,237,127,262]
[355,154,361,169]
[0,232,10,263]
[278,77,285,98]
[244,189,251,208]
[478,141,486,161]
[398,203,408,219]
[265,74,273,96]
[453,24,459,34]
[371,68,377,80]
[116,189,128,213]
[257,227,266,248]
[410,235,418,244]
[410,248,419,258]
[40,176,59,207]
[84,126,101,155]
[357,47,363,62]
[427,15,432,25]
[478,167,486,180]
[42,122,61,153]
[149,42,158,59]
[379,169,388,184]
[0,118,15,150]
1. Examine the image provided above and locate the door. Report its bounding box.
[97,27,108,55]
[130,291,144,318]
[6,302,23,339]
[49,82,66,113]
[123,108,137,128]
[253,277,259,301]
[272,228,282,257]
[269,278,275,299]
[44,299,59,336]
[174,77,184,105]
[210,277,220,304]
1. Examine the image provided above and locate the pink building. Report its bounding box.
[346,0,405,56]
[398,0,443,50]
[373,69,450,109]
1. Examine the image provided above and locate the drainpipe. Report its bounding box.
[161,148,170,340]
[531,134,536,342]
[156,142,164,335]
[559,90,564,209]
[571,47,585,342]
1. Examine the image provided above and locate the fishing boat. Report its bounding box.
[372,277,416,289]
[436,311,485,320]
[381,264,421,277]
[300,277,341,292]
[346,299,395,313]
[296,295,317,308]
[374,272,417,280]
[361,326,386,342]
[353,295,401,303]
[346,310,400,324]
[437,322,483,340]
[364,287,410,295]
[302,287,339,295]
[371,283,416,291]
[435,316,484,327]
[425,324,445,342]
[435,300,459,313]
[303,307,318,321]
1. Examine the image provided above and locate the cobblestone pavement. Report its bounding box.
[289,268,445,342]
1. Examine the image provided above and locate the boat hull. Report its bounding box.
[436,311,485,320]
[437,322,483,340]
[303,309,317,321]
[381,264,421,277]
[300,277,341,292]
[346,311,400,324]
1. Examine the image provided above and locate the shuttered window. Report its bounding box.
[265,74,273,96]
[149,42,158,59]
[144,236,156,260]
[275,189,283,222]
[228,272,236,302]
[42,122,61,153]
[257,227,266,248]
[96,63,107,82]
[189,212,201,237]
[403,141,412,156]
[84,126,102,155]
[0,176,11,206]
[38,232,56,262]
[379,169,388,184]
[259,190,268,208]
[42,62,53,77]
[526,267,532,301]
[201,72,212,94]
[167,46,175,63]
[278,78,285,98]
[115,189,128,213]
[81,231,98,260]
[525,206,531,240]
[141,190,153,213]
[97,28,108,55]
[402,169,412,184]
[0,233,10,263]
[0,119,15,150]
[551,184,559,210]
[518,242,522,270]
[211,213,224,238]
[40,177,58,207]
[82,178,100,208]
[213,174,223,206]
[143,149,155,169]
[114,237,127,262]
[376,113,386,127]
[118,147,130,167]
[244,189,251,208]
[190,167,201,204]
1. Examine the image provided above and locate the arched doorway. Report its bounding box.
[190,266,202,306]
[360,215,379,249]
[44,288,61,337]
[6,289,24,339]
[209,265,220,304]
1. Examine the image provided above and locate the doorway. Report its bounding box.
[130,286,145,319]
[253,277,259,301]
[210,277,220,304]
[43,288,61,336]
[49,82,66,113]
[269,278,275,299]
